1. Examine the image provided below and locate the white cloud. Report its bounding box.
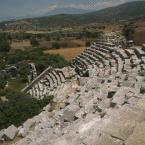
[47,4,57,11]
[53,0,134,10]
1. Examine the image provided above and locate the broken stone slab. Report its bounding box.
[135,98,145,111]
[140,85,145,94]
[62,110,77,122]
[3,125,18,141]
[99,85,108,99]
[83,132,123,145]
[23,119,36,130]
[122,80,135,87]
[75,109,86,119]
[43,104,51,111]
[0,130,4,141]
[84,99,99,114]
[127,97,139,105]
[78,77,88,86]
[107,105,145,123]
[61,104,80,122]
[59,102,66,109]
[17,118,38,137]
[17,126,28,137]
[98,98,111,110]
[102,117,136,141]
[135,82,142,94]
[112,87,135,105]
[125,122,145,145]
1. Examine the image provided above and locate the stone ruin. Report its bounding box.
[1,32,145,145]
[0,63,37,81]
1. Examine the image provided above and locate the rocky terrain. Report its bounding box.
[1,32,145,145]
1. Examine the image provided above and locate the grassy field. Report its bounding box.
[44,47,86,61]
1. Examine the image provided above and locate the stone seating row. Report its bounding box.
[23,69,66,99]
[71,42,145,77]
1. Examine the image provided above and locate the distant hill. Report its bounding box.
[0,8,93,22]
[1,1,145,29]
[46,8,93,15]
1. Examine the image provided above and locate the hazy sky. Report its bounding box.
[0,0,142,18]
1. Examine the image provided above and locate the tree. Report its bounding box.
[0,75,7,89]
[30,37,39,46]
[86,41,91,47]
[61,42,68,48]
[122,22,135,41]
[0,33,11,52]
[17,62,30,83]
[52,42,60,49]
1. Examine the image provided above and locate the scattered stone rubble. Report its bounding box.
[1,32,145,145]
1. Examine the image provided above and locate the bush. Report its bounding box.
[52,42,60,49]
[0,90,53,130]
[86,41,91,47]
[0,76,7,89]
[17,62,30,83]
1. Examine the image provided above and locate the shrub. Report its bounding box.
[0,76,7,89]
[0,89,54,130]
[52,42,60,49]
[86,41,91,47]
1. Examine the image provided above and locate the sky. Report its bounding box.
[0,0,142,18]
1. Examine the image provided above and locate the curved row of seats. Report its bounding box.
[71,41,145,77]
[23,69,66,99]
[23,41,145,99]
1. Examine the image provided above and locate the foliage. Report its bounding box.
[0,89,53,130]
[0,76,7,89]
[0,47,68,76]
[0,33,11,52]
[52,42,60,49]
[86,41,91,47]
[17,62,31,83]
[84,31,103,38]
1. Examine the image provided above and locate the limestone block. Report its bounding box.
[3,125,18,140]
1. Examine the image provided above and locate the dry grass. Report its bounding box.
[71,39,86,46]
[11,40,31,50]
[25,30,50,34]
[40,39,87,49]
[104,24,120,32]
[134,23,145,45]
[44,47,86,61]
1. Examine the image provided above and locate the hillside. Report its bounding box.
[1,1,145,30]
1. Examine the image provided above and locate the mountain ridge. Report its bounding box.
[45,7,94,16]
[1,1,145,29]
